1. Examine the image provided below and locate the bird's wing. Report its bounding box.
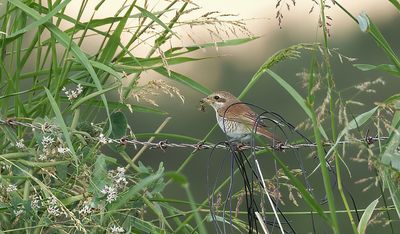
[217,103,279,141]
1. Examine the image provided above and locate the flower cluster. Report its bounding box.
[101,167,129,203]
[14,207,24,216]
[31,193,42,210]
[37,135,71,161]
[15,139,25,149]
[46,196,65,217]
[110,225,124,233]
[57,146,70,154]
[109,167,128,189]
[6,184,17,193]
[41,136,55,148]
[99,133,113,144]
[101,185,118,203]
[62,84,83,101]
[78,200,93,216]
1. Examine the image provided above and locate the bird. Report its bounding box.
[201,91,281,144]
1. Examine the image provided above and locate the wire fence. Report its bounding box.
[0,118,388,151]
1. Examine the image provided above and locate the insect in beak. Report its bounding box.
[199,99,207,112]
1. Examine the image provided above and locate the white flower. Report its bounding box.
[101,185,118,203]
[110,225,124,233]
[31,194,42,210]
[14,208,24,216]
[6,184,17,192]
[16,139,25,149]
[38,154,47,161]
[57,146,70,154]
[76,84,83,94]
[41,136,54,148]
[78,202,92,216]
[111,167,128,189]
[47,205,62,217]
[99,134,108,144]
[47,196,63,217]
[63,84,83,101]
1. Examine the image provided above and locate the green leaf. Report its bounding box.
[89,154,110,197]
[129,104,168,115]
[71,59,123,80]
[68,97,168,115]
[270,151,330,223]
[381,111,400,170]
[359,13,400,72]
[389,0,400,11]
[357,198,379,234]
[109,111,127,139]
[380,111,400,219]
[164,171,187,185]
[0,87,42,100]
[7,0,71,38]
[309,107,378,178]
[0,152,34,161]
[45,88,77,162]
[382,170,400,219]
[105,167,164,221]
[70,83,120,110]
[99,4,134,63]
[384,93,400,104]
[135,6,175,37]
[9,0,112,130]
[115,56,206,73]
[155,67,211,95]
[123,216,164,233]
[353,63,400,77]
[338,107,378,141]
[205,214,245,232]
[165,37,259,56]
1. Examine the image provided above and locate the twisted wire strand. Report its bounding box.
[0,118,388,151]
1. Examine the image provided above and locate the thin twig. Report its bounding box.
[255,211,270,234]
[130,117,171,164]
[255,159,284,234]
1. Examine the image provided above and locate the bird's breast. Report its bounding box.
[216,113,250,140]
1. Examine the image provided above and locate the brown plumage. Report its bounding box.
[202,91,281,143]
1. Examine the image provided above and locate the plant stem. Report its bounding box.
[309,101,339,233]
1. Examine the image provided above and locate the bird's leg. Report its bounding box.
[225,140,246,152]
[272,141,285,151]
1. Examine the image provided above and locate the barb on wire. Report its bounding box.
[0,118,388,152]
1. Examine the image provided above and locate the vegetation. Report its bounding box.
[0,0,400,233]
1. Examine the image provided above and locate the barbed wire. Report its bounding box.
[0,118,388,152]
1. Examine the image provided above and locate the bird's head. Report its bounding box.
[201,91,238,111]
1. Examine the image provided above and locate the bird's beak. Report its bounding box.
[201,96,211,104]
[199,96,210,112]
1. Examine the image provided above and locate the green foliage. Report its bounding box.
[0,0,254,232]
[358,198,380,234]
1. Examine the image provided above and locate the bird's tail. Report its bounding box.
[257,127,282,145]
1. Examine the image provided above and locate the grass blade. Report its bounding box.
[357,198,379,234]
[266,69,329,140]
[70,83,120,110]
[353,63,400,77]
[155,67,211,95]
[9,0,112,128]
[44,88,77,162]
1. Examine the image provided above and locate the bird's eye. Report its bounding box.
[214,95,220,100]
